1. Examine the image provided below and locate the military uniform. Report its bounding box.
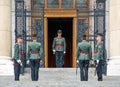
[13,43,23,81]
[77,41,92,81]
[52,37,66,67]
[27,41,43,81]
[19,44,25,75]
[94,41,103,81]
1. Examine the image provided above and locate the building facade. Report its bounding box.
[0,0,120,75]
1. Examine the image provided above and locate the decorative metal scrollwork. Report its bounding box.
[77,20,88,43]
[15,0,44,67]
[76,0,107,74]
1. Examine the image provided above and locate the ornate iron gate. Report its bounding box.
[76,0,107,75]
[15,0,44,67]
[15,0,107,69]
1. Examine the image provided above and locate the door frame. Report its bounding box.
[44,17,77,68]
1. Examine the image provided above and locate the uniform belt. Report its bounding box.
[18,52,24,59]
[18,52,22,54]
[56,44,64,46]
[80,51,88,54]
[94,51,98,54]
[30,52,39,54]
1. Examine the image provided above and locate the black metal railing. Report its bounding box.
[15,0,44,67]
[76,0,107,75]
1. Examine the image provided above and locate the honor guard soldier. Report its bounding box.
[94,33,103,81]
[13,35,23,81]
[19,42,25,75]
[76,35,92,81]
[27,39,43,81]
[52,30,66,67]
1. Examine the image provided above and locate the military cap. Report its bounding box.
[32,34,37,37]
[97,33,103,37]
[82,34,86,38]
[17,35,22,39]
[57,30,62,33]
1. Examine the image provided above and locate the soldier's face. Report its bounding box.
[96,36,102,41]
[20,38,23,43]
[58,33,62,36]
[18,38,23,43]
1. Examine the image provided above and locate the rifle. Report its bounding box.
[76,61,79,80]
[94,66,97,76]
[19,60,23,66]
[94,60,99,76]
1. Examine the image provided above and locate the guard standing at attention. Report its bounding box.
[19,43,25,75]
[52,30,66,67]
[13,35,23,81]
[76,35,92,81]
[27,39,43,81]
[94,33,104,81]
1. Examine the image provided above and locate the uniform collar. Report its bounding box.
[57,37,62,39]
[16,42,21,45]
[97,41,102,44]
[33,40,37,42]
[82,40,87,42]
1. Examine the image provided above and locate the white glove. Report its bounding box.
[53,50,56,54]
[53,50,55,52]
[64,51,66,54]
[90,60,93,65]
[96,60,99,64]
[77,60,79,63]
[27,60,30,64]
[53,50,56,52]
[17,60,21,63]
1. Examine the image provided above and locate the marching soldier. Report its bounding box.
[76,35,92,81]
[13,35,23,81]
[52,30,66,67]
[27,39,43,81]
[94,33,104,81]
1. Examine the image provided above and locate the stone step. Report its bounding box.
[25,68,95,81]
[0,68,120,87]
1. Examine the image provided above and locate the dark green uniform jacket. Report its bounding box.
[77,41,92,60]
[27,41,43,60]
[94,41,103,60]
[13,43,23,60]
[52,37,66,52]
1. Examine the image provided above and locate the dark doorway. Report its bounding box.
[48,18,73,68]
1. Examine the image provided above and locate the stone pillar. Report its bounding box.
[0,0,12,57]
[107,0,120,76]
[0,0,13,76]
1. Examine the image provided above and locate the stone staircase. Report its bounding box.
[0,68,120,87]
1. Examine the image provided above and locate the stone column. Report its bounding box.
[0,0,13,76]
[0,0,12,57]
[107,0,120,75]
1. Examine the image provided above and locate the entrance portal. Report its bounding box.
[48,18,73,68]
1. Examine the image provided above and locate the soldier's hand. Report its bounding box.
[27,60,30,64]
[20,63,22,66]
[53,50,56,54]
[40,60,42,64]
[53,52,55,54]
[17,59,21,63]
[96,60,99,64]
[76,60,79,64]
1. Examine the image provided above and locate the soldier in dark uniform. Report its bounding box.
[27,39,43,81]
[94,33,104,81]
[76,35,92,81]
[52,30,66,68]
[19,42,25,75]
[13,35,23,81]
